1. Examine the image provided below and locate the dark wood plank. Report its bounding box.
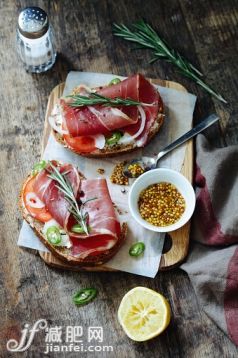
[0,0,238,357]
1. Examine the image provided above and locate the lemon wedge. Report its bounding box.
[118,286,171,341]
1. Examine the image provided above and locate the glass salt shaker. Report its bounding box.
[16,7,57,73]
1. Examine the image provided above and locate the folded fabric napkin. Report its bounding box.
[182,134,238,346]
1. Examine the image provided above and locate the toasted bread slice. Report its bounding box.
[19,172,127,266]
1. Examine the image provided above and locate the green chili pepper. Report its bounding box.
[129,242,145,257]
[32,160,47,176]
[109,78,121,86]
[106,131,123,146]
[73,288,98,306]
[71,224,88,234]
[46,226,62,245]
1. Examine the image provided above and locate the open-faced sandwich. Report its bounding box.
[19,160,127,265]
[49,74,164,156]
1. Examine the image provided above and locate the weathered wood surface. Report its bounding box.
[0,0,238,357]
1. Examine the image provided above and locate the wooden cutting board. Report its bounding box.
[39,78,193,271]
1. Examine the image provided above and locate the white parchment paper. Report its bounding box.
[18,72,196,277]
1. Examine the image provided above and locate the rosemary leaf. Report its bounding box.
[67,92,143,107]
[113,20,227,104]
[47,162,96,235]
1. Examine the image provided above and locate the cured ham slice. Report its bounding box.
[32,163,121,258]
[97,74,139,99]
[68,179,121,239]
[60,102,108,136]
[60,100,138,137]
[118,74,161,146]
[97,73,160,145]
[88,106,138,132]
[70,234,118,258]
[33,163,80,228]
[69,179,121,258]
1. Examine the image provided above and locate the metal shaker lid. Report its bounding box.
[18,7,49,39]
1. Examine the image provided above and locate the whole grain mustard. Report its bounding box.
[138,182,185,226]
[127,163,145,177]
[110,162,129,185]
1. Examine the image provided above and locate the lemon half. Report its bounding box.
[118,286,171,342]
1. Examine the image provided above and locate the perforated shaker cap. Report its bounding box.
[18,7,49,39]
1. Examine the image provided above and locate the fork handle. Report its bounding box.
[156,114,220,165]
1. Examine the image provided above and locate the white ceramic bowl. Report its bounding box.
[128,168,196,232]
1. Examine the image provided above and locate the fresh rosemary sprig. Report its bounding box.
[47,162,96,235]
[67,92,143,107]
[113,20,227,104]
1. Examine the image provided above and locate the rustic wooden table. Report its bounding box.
[0,1,238,357]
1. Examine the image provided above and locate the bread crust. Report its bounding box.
[19,173,127,266]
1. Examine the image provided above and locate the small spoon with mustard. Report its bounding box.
[124,114,219,178]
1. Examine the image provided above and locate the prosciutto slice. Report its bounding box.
[33,163,121,258]
[60,100,138,137]
[68,179,121,257]
[33,163,80,228]
[124,73,161,146]
[94,73,161,146]
[70,234,118,258]
[68,179,120,238]
[59,74,162,147]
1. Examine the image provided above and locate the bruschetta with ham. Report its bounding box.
[19,160,127,265]
[49,74,164,157]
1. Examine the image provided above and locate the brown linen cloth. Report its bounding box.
[181,134,238,346]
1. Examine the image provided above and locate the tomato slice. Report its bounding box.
[23,176,52,223]
[63,134,96,153]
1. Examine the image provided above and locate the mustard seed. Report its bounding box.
[138,182,186,226]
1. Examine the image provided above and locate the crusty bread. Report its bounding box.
[52,84,164,157]
[19,172,127,266]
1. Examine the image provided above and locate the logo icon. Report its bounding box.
[6,319,48,352]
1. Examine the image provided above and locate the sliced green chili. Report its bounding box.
[71,224,91,234]
[32,160,47,176]
[108,78,121,86]
[129,242,145,257]
[71,224,84,234]
[73,288,98,306]
[106,131,123,146]
[46,226,62,245]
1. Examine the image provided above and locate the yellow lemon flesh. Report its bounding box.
[118,286,171,342]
